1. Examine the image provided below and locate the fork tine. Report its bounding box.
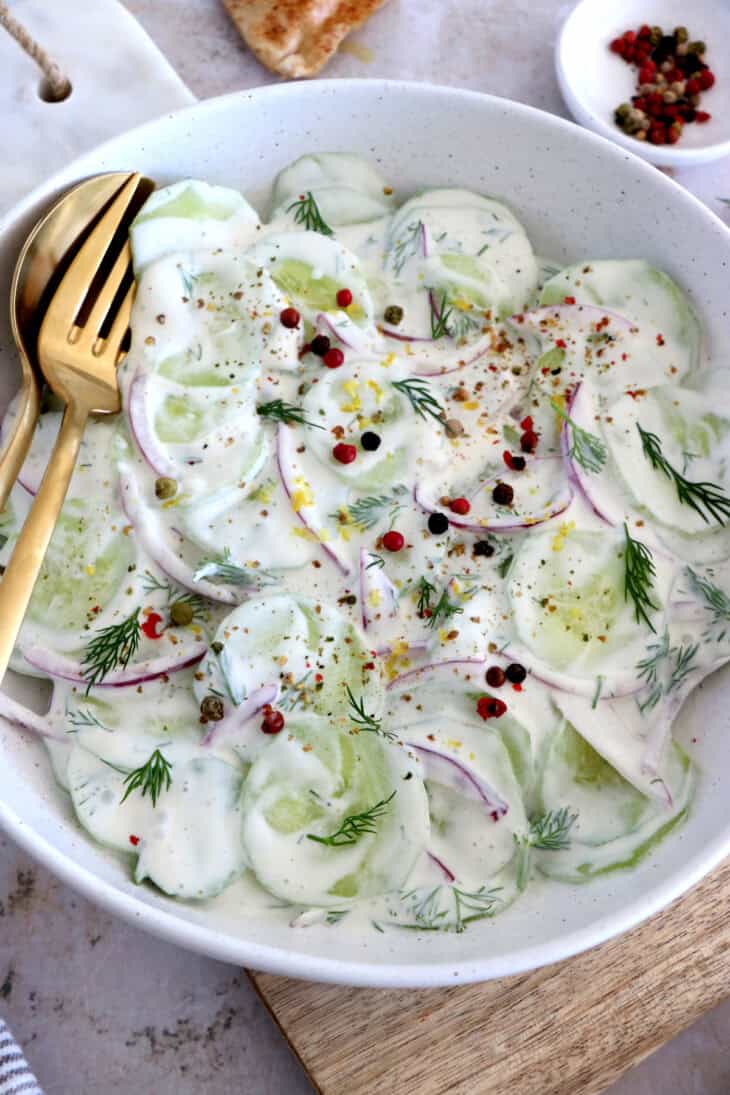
[83,241,132,341]
[42,173,142,333]
[106,276,136,358]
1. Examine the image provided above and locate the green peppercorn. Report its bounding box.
[673,26,689,43]
[384,305,404,325]
[688,40,706,55]
[211,640,224,654]
[615,102,632,118]
[169,600,194,626]
[649,26,662,46]
[200,695,224,721]
[154,476,177,500]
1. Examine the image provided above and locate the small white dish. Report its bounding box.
[556,0,730,167]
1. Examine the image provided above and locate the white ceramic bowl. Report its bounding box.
[2,81,730,988]
[557,0,730,167]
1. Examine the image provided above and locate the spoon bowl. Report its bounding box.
[2,172,139,509]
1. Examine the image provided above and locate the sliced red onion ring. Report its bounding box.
[23,642,206,688]
[387,658,485,691]
[406,740,508,821]
[428,851,456,882]
[127,372,177,477]
[202,684,279,746]
[0,691,62,741]
[559,383,621,527]
[414,479,573,534]
[501,642,642,699]
[276,424,351,576]
[314,312,372,355]
[118,465,239,605]
[359,548,398,631]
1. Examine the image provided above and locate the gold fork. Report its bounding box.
[0,171,153,680]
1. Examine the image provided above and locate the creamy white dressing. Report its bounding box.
[3,154,728,936]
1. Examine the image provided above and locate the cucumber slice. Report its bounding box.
[246,232,374,325]
[195,594,381,726]
[604,387,730,550]
[508,526,673,681]
[536,724,694,882]
[540,260,700,377]
[68,737,246,898]
[131,180,260,272]
[240,713,429,906]
[386,188,538,320]
[301,362,443,490]
[25,496,135,635]
[271,153,396,226]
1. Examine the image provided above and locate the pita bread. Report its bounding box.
[222,0,389,77]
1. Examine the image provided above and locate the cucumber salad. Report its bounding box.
[3,152,730,935]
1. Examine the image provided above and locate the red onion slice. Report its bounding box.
[387,658,485,691]
[0,691,62,741]
[23,642,206,688]
[127,372,177,477]
[359,548,398,631]
[119,465,239,605]
[559,383,622,527]
[202,683,279,746]
[414,478,573,534]
[501,642,642,699]
[427,851,456,882]
[406,740,508,821]
[276,424,351,576]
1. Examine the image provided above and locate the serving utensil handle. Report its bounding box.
[0,354,41,511]
[0,399,87,681]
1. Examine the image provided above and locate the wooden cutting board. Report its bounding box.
[249,857,730,1094]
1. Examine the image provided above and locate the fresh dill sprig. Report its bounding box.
[193,548,277,588]
[416,575,437,617]
[638,424,730,526]
[285,191,333,236]
[66,707,111,734]
[307,790,396,847]
[120,749,173,808]
[390,220,423,277]
[430,292,453,340]
[365,552,385,570]
[391,377,445,426]
[256,400,324,429]
[551,399,607,474]
[636,630,699,714]
[345,685,396,741]
[669,641,699,692]
[397,884,502,933]
[82,609,141,690]
[526,807,578,851]
[497,553,514,579]
[325,909,350,926]
[686,566,730,640]
[623,523,658,632]
[335,486,408,531]
[425,587,463,630]
[636,629,669,713]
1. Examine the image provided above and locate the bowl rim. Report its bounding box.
[554,0,730,168]
[2,77,730,988]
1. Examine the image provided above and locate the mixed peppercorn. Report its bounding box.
[610,25,715,145]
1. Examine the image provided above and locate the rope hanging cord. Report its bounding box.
[0,0,71,101]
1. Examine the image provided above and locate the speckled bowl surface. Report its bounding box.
[1,81,729,987]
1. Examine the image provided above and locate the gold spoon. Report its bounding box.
[0,171,154,680]
[2,172,140,511]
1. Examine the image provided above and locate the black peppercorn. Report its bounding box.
[492,482,514,506]
[505,663,527,685]
[310,334,331,357]
[427,512,449,535]
[473,540,495,557]
[361,431,381,451]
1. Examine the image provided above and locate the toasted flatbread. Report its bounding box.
[222,0,388,77]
